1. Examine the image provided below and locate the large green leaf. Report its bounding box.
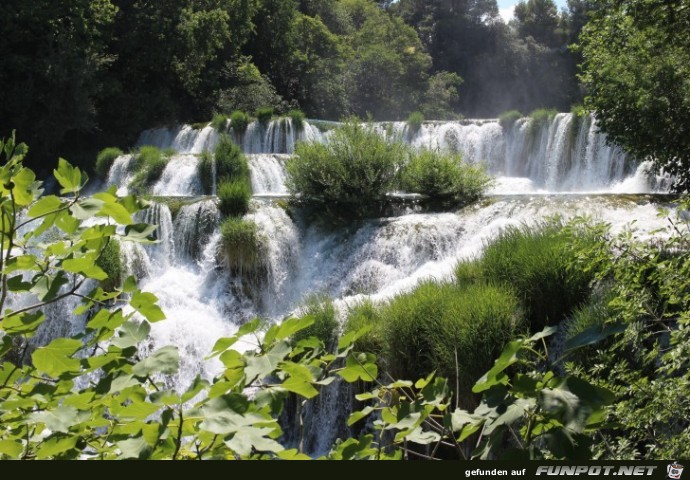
[131,346,179,376]
[0,439,23,458]
[244,341,291,383]
[112,320,150,348]
[281,378,319,399]
[32,338,82,377]
[62,256,108,280]
[30,405,81,433]
[564,323,627,352]
[117,436,151,460]
[337,352,378,382]
[130,291,165,322]
[224,426,283,456]
[53,159,84,194]
[35,435,79,459]
[27,195,62,218]
[473,340,523,393]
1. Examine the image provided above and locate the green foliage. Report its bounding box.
[579,2,690,191]
[498,110,523,130]
[288,110,306,130]
[287,120,407,215]
[292,295,339,349]
[570,104,587,118]
[95,147,123,180]
[230,110,250,134]
[255,107,274,125]
[479,222,595,330]
[215,134,250,183]
[211,113,228,132]
[560,212,690,459]
[379,281,522,396]
[220,217,263,276]
[198,151,214,195]
[527,108,558,136]
[95,239,123,291]
[398,150,491,203]
[454,259,484,285]
[420,71,462,120]
[129,146,171,194]
[218,179,251,218]
[343,301,384,355]
[406,111,424,133]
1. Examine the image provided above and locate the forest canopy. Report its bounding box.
[0,0,589,168]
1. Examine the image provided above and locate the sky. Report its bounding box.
[497,0,568,23]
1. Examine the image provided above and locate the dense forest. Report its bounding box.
[0,0,594,169]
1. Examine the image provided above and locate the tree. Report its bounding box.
[0,0,117,164]
[344,0,432,119]
[579,0,690,191]
[514,0,562,47]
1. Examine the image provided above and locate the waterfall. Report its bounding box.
[133,113,668,195]
[249,154,290,195]
[20,111,674,453]
[138,125,219,154]
[252,205,300,315]
[138,118,324,155]
[152,154,203,196]
[174,200,221,261]
[106,154,136,196]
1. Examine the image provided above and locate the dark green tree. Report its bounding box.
[513,0,562,47]
[0,0,117,164]
[579,0,690,191]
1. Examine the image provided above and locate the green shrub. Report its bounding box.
[132,146,162,172]
[292,294,339,349]
[288,120,407,213]
[198,151,214,195]
[190,121,210,130]
[215,134,250,182]
[220,217,264,276]
[380,281,522,398]
[454,258,484,285]
[343,300,385,355]
[129,146,171,193]
[218,179,251,217]
[95,147,123,180]
[255,107,274,125]
[407,111,424,133]
[564,299,611,346]
[230,110,250,134]
[570,104,588,118]
[498,110,523,130]
[288,110,306,130]
[211,113,228,132]
[96,239,122,291]
[527,108,558,136]
[398,149,491,202]
[480,223,595,330]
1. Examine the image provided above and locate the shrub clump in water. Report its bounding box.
[95,147,123,180]
[287,119,407,215]
[220,217,264,277]
[398,149,491,203]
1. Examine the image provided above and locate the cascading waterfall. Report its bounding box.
[22,111,678,455]
[138,118,324,155]
[249,154,291,195]
[174,200,221,261]
[152,154,204,196]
